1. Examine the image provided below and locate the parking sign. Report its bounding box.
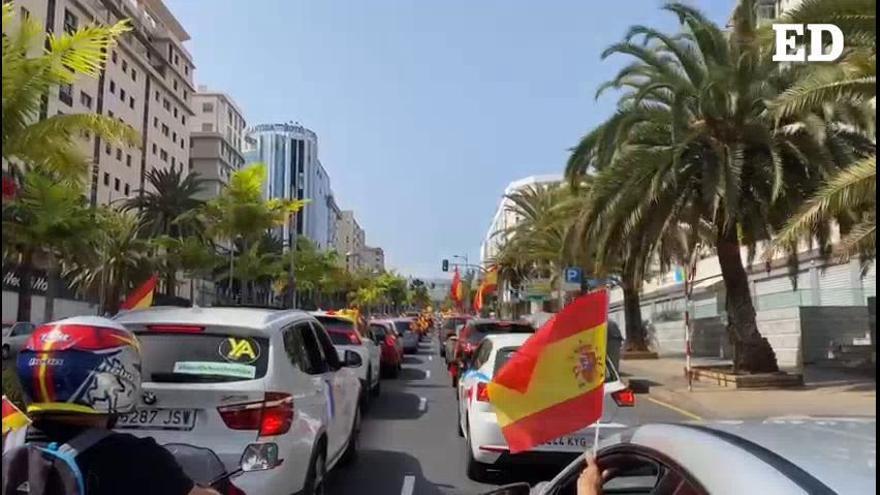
[563,267,582,291]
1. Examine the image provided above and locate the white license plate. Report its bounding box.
[539,435,591,450]
[117,408,197,431]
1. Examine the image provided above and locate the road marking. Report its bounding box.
[425,370,431,380]
[418,397,427,412]
[428,355,433,362]
[647,397,702,421]
[401,475,416,495]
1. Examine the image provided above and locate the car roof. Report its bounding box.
[113,306,313,333]
[482,333,532,348]
[623,418,875,494]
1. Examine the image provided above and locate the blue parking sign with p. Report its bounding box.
[564,267,583,284]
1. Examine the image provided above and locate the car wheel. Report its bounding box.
[371,373,381,397]
[1,345,9,360]
[359,379,371,411]
[465,426,490,482]
[340,407,361,466]
[303,443,327,495]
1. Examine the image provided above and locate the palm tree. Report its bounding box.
[566,1,873,372]
[2,4,138,181]
[66,209,153,315]
[124,168,209,239]
[2,171,98,321]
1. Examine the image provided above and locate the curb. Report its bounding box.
[646,386,716,420]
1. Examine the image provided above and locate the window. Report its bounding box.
[152,143,157,155]
[173,80,178,91]
[120,88,126,101]
[79,91,93,108]
[124,183,130,195]
[173,107,178,118]
[136,334,270,383]
[111,51,118,64]
[171,157,176,167]
[201,123,213,132]
[284,324,326,375]
[180,139,185,150]
[129,96,135,109]
[122,60,128,73]
[202,102,214,113]
[161,124,169,136]
[163,99,170,111]
[155,91,160,102]
[105,143,111,155]
[126,154,132,167]
[174,54,179,65]
[183,90,188,100]
[58,84,73,106]
[109,80,117,94]
[184,65,189,75]
[160,149,168,162]
[114,177,120,191]
[107,110,114,118]
[172,132,177,143]
[153,117,158,128]
[19,7,29,19]
[131,69,137,82]
[312,323,342,371]
[228,109,233,122]
[103,172,109,186]
[115,148,122,160]
[181,115,186,125]
[63,9,78,34]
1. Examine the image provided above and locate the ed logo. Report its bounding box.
[772,24,844,62]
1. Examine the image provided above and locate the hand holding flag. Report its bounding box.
[487,290,609,453]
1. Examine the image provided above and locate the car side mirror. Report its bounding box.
[343,350,363,368]
[239,443,279,472]
[479,483,531,495]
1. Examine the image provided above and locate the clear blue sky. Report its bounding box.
[167,0,734,279]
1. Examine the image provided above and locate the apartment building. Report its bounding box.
[336,210,366,272]
[17,0,195,205]
[189,86,246,198]
[359,246,385,273]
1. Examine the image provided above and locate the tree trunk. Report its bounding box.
[43,258,57,323]
[16,251,34,322]
[716,229,778,373]
[622,278,647,351]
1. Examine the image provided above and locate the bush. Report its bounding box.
[2,363,25,410]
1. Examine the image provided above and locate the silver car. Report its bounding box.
[391,318,420,354]
[2,322,36,360]
[486,417,876,495]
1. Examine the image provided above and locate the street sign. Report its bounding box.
[563,267,582,291]
[564,267,583,284]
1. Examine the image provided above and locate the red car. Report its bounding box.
[369,320,403,378]
[449,319,535,387]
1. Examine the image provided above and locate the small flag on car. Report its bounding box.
[120,274,159,311]
[487,290,608,453]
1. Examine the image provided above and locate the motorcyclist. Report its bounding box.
[2,316,220,495]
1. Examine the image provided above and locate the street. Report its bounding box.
[326,336,694,495]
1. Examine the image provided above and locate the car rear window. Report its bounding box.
[494,346,618,382]
[315,316,355,334]
[393,320,412,333]
[466,322,534,344]
[370,325,387,339]
[442,318,468,330]
[137,333,270,383]
[328,331,359,345]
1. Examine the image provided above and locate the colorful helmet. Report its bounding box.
[16,316,142,416]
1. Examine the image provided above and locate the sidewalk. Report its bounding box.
[620,357,877,420]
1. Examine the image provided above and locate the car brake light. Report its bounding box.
[476,382,489,402]
[348,332,362,345]
[217,392,294,436]
[384,336,395,347]
[611,388,635,407]
[146,325,205,334]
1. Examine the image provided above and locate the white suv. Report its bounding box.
[456,333,637,482]
[113,306,362,495]
[311,312,381,406]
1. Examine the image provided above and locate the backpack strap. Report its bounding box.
[36,429,112,495]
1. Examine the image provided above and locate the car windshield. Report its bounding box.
[136,333,270,383]
[393,321,412,333]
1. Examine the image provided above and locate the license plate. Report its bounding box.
[540,435,590,449]
[117,408,197,431]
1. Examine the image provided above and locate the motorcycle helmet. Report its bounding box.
[16,316,142,415]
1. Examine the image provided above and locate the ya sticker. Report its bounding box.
[218,337,260,364]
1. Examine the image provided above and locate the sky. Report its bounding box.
[166,0,734,279]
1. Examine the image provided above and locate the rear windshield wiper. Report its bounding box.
[150,372,239,383]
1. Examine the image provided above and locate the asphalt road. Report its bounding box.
[326,336,694,495]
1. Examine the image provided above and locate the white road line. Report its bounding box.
[401,475,416,495]
[418,397,427,412]
[428,355,433,362]
[425,370,431,380]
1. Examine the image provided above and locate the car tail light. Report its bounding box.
[146,324,205,334]
[384,336,395,348]
[348,332,362,345]
[475,382,489,402]
[611,388,635,407]
[217,392,294,436]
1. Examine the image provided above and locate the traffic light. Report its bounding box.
[441,259,449,272]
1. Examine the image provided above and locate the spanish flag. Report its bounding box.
[450,267,463,304]
[473,266,499,311]
[488,290,608,453]
[2,395,30,435]
[120,274,158,310]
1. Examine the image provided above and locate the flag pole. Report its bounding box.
[592,420,601,456]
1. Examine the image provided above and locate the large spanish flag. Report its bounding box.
[120,274,158,310]
[450,268,463,304]
[488,290,608,453]
[473,266,499,311]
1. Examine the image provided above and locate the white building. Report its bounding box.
[189,86,246,198]
[245,123,336,250]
